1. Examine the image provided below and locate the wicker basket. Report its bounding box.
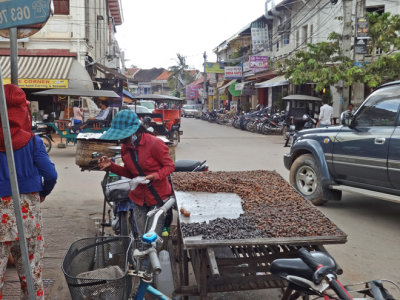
[75,139,117,167]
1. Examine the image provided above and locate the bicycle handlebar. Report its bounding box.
[147,196,176,233]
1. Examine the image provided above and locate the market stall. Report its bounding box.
[169,171,347,299]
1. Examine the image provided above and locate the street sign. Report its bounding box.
[355,38,368,54]
[0,0,51,30]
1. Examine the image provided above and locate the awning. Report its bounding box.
[282,94,322,101]
[0,56,74,88]
[255,75,289,88]
[93,63,126,80]
[218,79,236,93]
[33,89,120,98]
[234,81,253,91]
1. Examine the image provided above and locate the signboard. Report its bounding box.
[3,78,69,88]
[205,62,225,74]
[0,0,51,30]
[356,17,369,39]
[208,87,214,96]
[355,38,367,54]
[251,26,269,53]
[249,56,268,73]
[225,66,242,79]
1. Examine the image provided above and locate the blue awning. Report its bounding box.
[123,89,135,99]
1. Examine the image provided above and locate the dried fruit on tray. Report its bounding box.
[171,170,345,240]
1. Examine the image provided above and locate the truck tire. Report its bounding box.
[289,154,327,205]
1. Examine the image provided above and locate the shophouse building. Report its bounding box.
[0,0,124,118]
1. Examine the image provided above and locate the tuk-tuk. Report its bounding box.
[283,94,322,130]
[33,88,121,145]
[128,94,183,147]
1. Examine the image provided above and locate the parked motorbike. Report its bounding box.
[284,114,316,147]
[271,247,399,299]
[32,121,54,153]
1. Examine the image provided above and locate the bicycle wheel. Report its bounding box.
[41,135,52,153]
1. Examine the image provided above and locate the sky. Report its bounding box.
[116,0,266,71]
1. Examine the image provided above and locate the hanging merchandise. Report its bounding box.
[229,82,242,97]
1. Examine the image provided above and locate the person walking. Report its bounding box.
[0,84,58,299]
[97,110,174,237]
[317,99,333,127]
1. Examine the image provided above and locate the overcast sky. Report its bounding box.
[116,0,266,71]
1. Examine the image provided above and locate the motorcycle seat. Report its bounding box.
[270,251,337,280]
[175,160,201,172]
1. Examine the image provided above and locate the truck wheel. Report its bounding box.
[289,154,326,205]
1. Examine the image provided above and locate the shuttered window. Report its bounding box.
[53,0,70,15]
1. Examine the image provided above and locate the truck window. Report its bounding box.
[354,96,400,127]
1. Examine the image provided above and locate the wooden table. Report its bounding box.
[169,191,347,299]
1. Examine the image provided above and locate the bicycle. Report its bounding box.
[63,196,176,300]
[270,247,399,299]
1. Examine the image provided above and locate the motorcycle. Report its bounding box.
[32,121,54,153]
[284,114,316,147]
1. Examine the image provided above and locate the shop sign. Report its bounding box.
[355,38,367,54]
[208,87,214,96]
[249,56,268,73]
[0,0,51,30]
[3,78,69,88]
[356,17,369,39]
[205,62,225,74]
[225,66,242,79]
[251,27,269,53]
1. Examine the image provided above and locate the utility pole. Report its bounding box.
[341,0,353,114]
[353,0,366,106]
[203,51,208,110]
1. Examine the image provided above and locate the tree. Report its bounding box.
[168,53,195,96]
[277,12,400,91]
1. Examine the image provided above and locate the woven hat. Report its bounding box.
[0,84,32,151]
[100,109,140,140]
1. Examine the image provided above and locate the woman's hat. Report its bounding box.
[0,84,32,151]
[100,110,140,140]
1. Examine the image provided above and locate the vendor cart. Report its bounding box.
[33,88,121,145]
[168,171,347,299]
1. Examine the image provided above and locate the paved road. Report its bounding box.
[177,117,400,296]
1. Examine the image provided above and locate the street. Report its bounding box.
[4,117,399,299]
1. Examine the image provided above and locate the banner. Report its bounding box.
[205,62,225,74]
[251,26,269,53]
[225,66,242,79]
[186,85,199,100]
[3,78,68,88]
[249,56,268,73]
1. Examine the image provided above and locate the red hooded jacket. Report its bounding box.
[109,133,175,206]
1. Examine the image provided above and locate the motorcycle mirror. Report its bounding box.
[302,114,309,121]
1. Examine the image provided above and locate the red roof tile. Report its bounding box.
[155,70,172,80]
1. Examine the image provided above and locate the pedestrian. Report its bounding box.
[80,101,111,129]
[97,110,175,237]
[317,98,333,127]
[0,84,58,299]
[72,101,84,125]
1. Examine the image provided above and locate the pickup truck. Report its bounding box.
[283,81,400,205]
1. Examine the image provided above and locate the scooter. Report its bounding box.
[32,121,54,153]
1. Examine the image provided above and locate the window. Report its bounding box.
[276,40,280,52]
[353,86,400,127]
[53,0,69,15]
[302,25,308,45]
[283,33,290,45]
[296,30,299,48]
[310,24,313,44]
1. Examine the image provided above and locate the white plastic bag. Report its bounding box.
[129,176,150,191]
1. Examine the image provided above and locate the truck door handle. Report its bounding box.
[375,138,386,145]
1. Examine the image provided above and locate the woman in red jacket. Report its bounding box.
[98,110,174,236]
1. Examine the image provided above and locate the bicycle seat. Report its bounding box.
[270,251,337,281]
[175,160,202,172]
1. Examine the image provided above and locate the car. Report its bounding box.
[181,105,199,117]
[127,105,152,114]
[137,100,156,112]
[283,81,400,206]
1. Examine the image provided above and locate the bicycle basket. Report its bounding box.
[105,179,131,203]
[62,236,132,300]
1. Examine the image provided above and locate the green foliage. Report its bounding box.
[278,12,400,90]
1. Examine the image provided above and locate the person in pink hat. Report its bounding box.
[0,84,58,299]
